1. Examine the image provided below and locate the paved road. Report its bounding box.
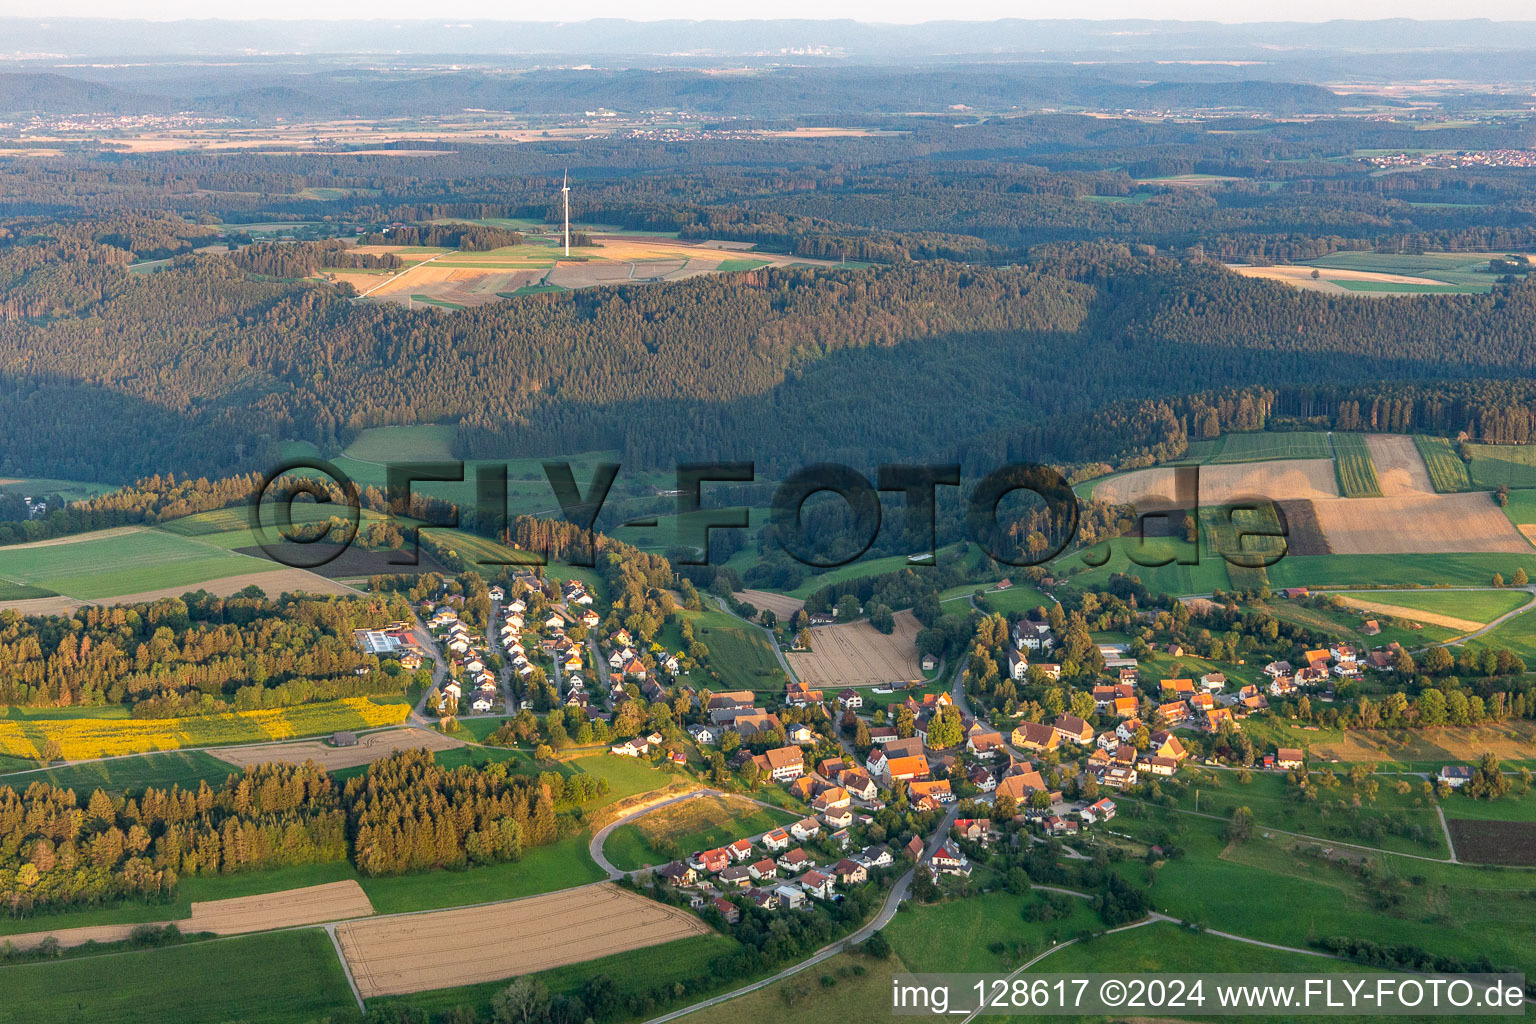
[587,787,797,879]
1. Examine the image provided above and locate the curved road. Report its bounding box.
[588,787,808,879]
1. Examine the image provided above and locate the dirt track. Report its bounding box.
[1092,460,1339,509]
[1311,493,1530,554]
[1365,434,1435,496]
[787,610,923,686]
[3,880,374,950]
[335,883,710,998]
[0,568,362,616]
[209,727,466,770]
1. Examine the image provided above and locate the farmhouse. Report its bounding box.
[1011,721,1060,752]
[1052,714,1093,745]
[1276,747,1304,770]
[1439,765,1473,787]
[754,746,805,782]
[882,754,931,784]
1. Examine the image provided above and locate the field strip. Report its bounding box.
[1364,434,1435,495]
[209,726,466,770]
[786,610,923,686]
[3,881,375,950]
[357,250,456,298]
[1310,493,1530,554]
[0,568,363,615]
[0,526,145,551]
[733,589,805,620]
[1334,596,1485,632]
[334,882,711,998]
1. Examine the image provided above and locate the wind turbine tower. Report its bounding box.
[561,170,570,257]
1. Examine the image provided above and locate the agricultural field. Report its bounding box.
[1090,459,1339,508]
[1065,534,1232,597]
[335,882,711,997]
[1412,435,1474,492]
[1330,433,1383,497]
[1461,607,1536,663]
[336,233,836,310]
[1267,551,1536,590]
[208,726,466,771]
[787,610,924,686]
[0,748,237,793]
[969,579,1057,615]
[1234,251,1502,295]
[0,527,271,602]
[602,794,798,870]
[1200,431,1335,463]
[1245,716,1536,771]
[1466,443,1536,489]
[0,928,355,1024]
[0,475,118,501]
[1335,587,1529,624]
[686,609,786,693]
[1445,819,1536,865]
[0,696,409,761]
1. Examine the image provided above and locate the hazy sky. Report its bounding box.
[16,1,1536,21]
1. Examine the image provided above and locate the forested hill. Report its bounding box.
[6,240,1536,484]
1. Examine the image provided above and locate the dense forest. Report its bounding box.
[0,749,594,918]
[0,592,420,712]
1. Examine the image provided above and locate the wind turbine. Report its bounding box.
[561,170,570,258]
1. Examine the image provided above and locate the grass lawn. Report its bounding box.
[0,928,354,1024]
[686,609,786,694]
[1461,608,1536,663]
[694,950,904,1024]
[970,581,1056,615]
[1301,251,1503,291]
[786,552,940,600]
[1465,444,1536,489]
[0,528,267,600]
[1500,487,1536,525]
[358,834,605,914]
[1241,715,1536,772]
[1060,535,1231,597]
[0,579,57,599]
[884,890,1100,973]
[1109,810,1536,974]
[1167,766,1448,857]
[603,794,797,870]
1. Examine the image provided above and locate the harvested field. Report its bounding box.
[1334,596,1483,633]
[0,568,360,615]
[735,589,805,621]
[1446,819,1536,865]
[210,727,465,770]
[335,882,710,998]
[1275,500,1332,555]
[1305,720,1536,765]
[5,881,374,950]
[1230,264,1451,292]
[1310,493,1531,554]
[787,609,923,686]
[1365,434,1434,496]
[1092,460,1338,510]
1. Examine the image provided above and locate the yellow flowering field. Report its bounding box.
[0,698,410,761]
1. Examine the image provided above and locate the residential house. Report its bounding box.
[762,829,791,852]
[774,885,806,910]
[968,764,997,792]
[836,688,864,709]
[755,746,805,782]
[748,858,779,881]
[908,779,954,804]
[727,839,754,862]
[657,862,697,887]
[1149,731,1188,761]
[797,870,836,900]
[1275,747,1304,770]
[967,727,1006,758]
[1161,678,1196,697]
[882,754,930,784]
[1439,765,1473,787]
[821,807,854,829]
[777,848,813,872]
[1011,721,1060,753]
[811,788,851,812]
[784,681,825,706]
[1080,797,1117,823]
[1007,649,1029,682]
[698,848,730,874]
[1200,673,1227,691]
[712,896,741,923]
[832,858,868,884]
[1052,714,1093,745]
[929,843,971,876]
[1099,765,1139,789]
[1043,815,1079,836]
[838,769,878,801]
[790,818,822,842]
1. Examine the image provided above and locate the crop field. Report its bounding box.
[603,794,797,870]
[1066,534,1232,597]
[0,748,237,793]
[1200,503,1288,590]
[733,588,805,621]
[1334,594,1513,632]
[1331,433,1383,497]
[1446,819,1536,865]
[5,880,375,951]
[1364,434,1433,496]
[787,610,924,686]
[208,726,466,770]
[1268,551,1536,589]
[1310,491,1530,554]
[0,475,117,501]
[1202,431,1335,463]
[1412,435,1474,492]
[1303,250,1507,289]
[335,882,711,998]
[1336,587,1529,622]
[343,233,833,309]
[1466,443,1536,489]
[1091,459,1339,509]
[0,696,409,760]
[0,928,355,1024]
[0,527,269,600]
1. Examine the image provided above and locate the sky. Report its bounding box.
[12,2,1536,22]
